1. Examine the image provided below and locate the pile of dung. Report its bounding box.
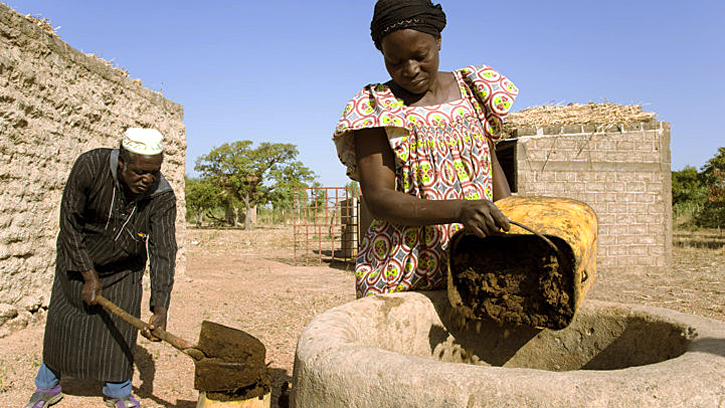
[449,233,576,330]
[194,321,271,401]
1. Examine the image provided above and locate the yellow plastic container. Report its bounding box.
[447,195,598,330]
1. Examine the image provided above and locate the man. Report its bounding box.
[25,129,178,408]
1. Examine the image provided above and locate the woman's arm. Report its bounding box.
[355,127,509,237]
[489,138,512,201]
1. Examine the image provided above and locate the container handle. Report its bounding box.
[509,221,589,284]
[509,220,564,270]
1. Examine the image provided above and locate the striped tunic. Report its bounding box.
[43,148,177,382]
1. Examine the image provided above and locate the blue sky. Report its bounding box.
[6,0,724,186]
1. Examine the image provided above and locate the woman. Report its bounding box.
[333,0,518,298]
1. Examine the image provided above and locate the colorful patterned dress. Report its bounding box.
[333,65,518,298]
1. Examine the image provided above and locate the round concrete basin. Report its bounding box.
[292,291,725,407]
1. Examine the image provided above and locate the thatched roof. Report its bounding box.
[504,102,657,132]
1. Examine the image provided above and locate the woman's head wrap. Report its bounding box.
[370,0,447,50]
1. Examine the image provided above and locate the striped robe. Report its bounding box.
[43,148,177,382]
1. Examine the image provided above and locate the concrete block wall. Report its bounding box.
[0,4,186,321]
[511,121,672,276]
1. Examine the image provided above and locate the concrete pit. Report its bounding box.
[292,291,725,407]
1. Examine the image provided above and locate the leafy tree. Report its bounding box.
[194,141,317,229]
[671,165,708,227]
[310,183,328,212]
[268,161,317,212]
[695,147,725,233]
[184,175,222,227]
[672,166,707,205]
[345,180,361,198]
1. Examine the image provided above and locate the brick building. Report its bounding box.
[497,103,671,277]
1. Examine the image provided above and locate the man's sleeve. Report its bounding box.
[57,153,96,272]
[148,192,177,311]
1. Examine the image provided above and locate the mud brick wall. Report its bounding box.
[511,121,672,277]
[0,4,187,324]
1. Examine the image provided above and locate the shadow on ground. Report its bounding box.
[270,249,356,273]
[56,379,196,408]
[134,345,197,408]
[134,346,293,408]
[269,367,292,408]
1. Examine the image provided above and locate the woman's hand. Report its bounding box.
[80,269,102,305]
[356,128,512,229]
[457,199,510,238]
[142,306,168,341]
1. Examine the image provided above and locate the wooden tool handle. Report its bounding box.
[95,295,196,352]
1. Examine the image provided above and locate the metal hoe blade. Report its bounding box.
[95,296,269,394]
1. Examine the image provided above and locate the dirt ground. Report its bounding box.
[1,226,724,408]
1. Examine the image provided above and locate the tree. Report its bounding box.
[267,161,317,223]
[672,165,708,227]
[185,175,222,227]
[310,183,328,212]
[194,141,317,229]
[672,166,706,206]
[695,147,725,233]
[345,180,361,198]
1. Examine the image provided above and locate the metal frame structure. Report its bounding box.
[292,187,361,266]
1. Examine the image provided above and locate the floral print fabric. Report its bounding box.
[332,64,518,298]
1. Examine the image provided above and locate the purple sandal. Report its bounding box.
[23,385,63,408]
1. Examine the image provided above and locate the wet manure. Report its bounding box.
[449,233,576,330]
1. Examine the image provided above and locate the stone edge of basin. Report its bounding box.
[291,291,725,408]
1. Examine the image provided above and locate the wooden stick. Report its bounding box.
[95,295,198,355]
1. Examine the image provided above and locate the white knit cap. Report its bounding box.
[122,128,164,155]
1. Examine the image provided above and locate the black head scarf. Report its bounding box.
[370,0,447,50]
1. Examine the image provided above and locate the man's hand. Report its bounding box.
[142,306,168,341]
[80,269,102,305]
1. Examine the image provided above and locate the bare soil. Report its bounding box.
[1,226,724,408]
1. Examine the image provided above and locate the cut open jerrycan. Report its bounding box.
[447,195,598,330]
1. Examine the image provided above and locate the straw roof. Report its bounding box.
[504,102,657,133]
